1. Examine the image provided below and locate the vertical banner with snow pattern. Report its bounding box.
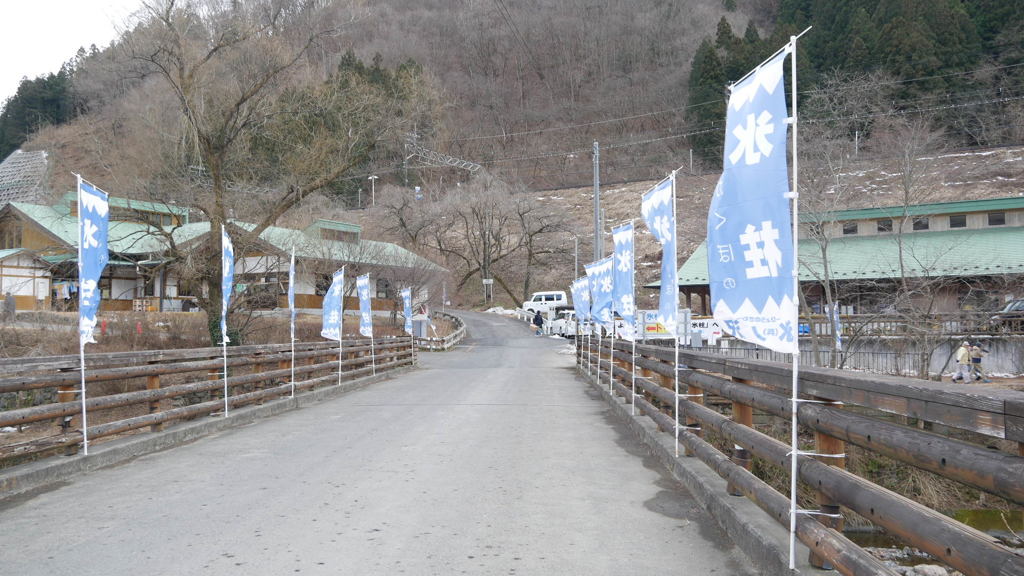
[288,247,296,343]
[611,222,636,341]
[641,175,678,334]
[401,287,413,336]
[220,225,234,344]
[584,256,614,331]
[357,274,373,338]
[570,276,591,324]
[77,178,109,344]
[707,48,797,354]
[321,267,345,341]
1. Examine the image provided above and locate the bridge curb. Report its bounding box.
[0,367,412,502]
[582,371,810,575]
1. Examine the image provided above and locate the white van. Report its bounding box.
[522,290,567,315]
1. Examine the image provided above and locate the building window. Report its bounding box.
[842,222,858,235]
[376,279,391,299]
[0,222,22,249]
[949,214,967,228]
[988,212,1006,226]
[320,228,358,243]
[912,217,929,231]
[877,219,892,233]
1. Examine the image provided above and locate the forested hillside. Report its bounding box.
[1,0,1022,305]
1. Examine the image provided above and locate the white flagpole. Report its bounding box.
[609,325,616,392]
[290,247,296,399]
[585,324,589,373]
[79,339,89,455]
[76,176,89,455]
[221,225,230,417]
[788,34,802,571]
[344,284,348,383]
[597,329,602,380]
[631,321,637,416]
[222,335,229,415]
[370,336,376,375]
[672,170,680,459]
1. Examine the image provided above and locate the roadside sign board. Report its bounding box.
[640,309,721,345]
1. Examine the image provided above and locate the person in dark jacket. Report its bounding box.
[533,310,544,335]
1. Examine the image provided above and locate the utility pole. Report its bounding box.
[593,141,602,261]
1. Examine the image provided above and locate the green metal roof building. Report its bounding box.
[0,194,444,311]
[654,196,1024,314]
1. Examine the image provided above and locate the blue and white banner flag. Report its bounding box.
[401,287,413,335]
[320,267,345,341]
[220,225,234,344]
[611,222,636,341]
[708,48,797,354]
[831,302,842,352]
[641,175,678,334]
[288,247,296,343]
[570,276,591,323]
[357,274,373,338]
[77,177,109,344]
[584,256,614,330]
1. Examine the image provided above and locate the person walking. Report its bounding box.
[970,342,991,383]
[953,341,973,382]
[533,310,545,336]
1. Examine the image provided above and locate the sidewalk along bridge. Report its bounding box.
[567,326,1024,576]
[0,311,759,575]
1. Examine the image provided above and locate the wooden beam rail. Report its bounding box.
[579,339,1024,576]
[0,341,404,394]
[613,375,898,576]
[0,338,412,462]
[627,349,1024,505]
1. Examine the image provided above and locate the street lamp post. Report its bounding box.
[368,175,379,206]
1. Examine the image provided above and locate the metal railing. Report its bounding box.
[578,338,1024,576]
[0,338,412,464]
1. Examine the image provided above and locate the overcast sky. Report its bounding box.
[1,0,144,106]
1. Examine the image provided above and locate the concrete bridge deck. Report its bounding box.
[0,311,756,575]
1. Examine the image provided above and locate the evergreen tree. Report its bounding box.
[686,39,728,162]
[0,67,76,158]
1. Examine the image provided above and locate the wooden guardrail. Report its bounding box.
[578,338,1024,576]
[415,312,466,351]
[0,338,413,463]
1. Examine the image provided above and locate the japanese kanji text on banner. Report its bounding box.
[707,49,797,354]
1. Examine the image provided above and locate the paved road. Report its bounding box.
[0,311,755,575]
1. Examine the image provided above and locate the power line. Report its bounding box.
[340,87,1024,185]
[446,61,1024,146]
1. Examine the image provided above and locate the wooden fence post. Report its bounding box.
[728,377,753,496]
[684,381,703,457]
[146,373,162,432]
[809,395,846,570]
[57,383,76,433]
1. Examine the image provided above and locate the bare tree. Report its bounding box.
[798,70,893,365]
[108,0,437,342]
[374,173,565,306]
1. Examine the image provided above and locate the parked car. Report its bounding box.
[522,290,568,315]
[548,306,578,338]
[989,299,1024,332]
